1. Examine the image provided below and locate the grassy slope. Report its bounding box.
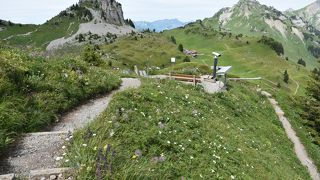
[202,5,319,69]
[165,26,310,95]
[0,46,121,153]
[165,27,320,169]
[274,91,320,170]
[65,79,310,179]
[0,24,38,40]
[0,15,81,49]
[100,34,185,69]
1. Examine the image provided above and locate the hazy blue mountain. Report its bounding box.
[134,19,188,32]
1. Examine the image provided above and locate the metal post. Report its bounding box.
[224,74,227,85]
[212,56,218,80]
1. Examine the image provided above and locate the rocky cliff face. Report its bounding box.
[80,0,125,25]
[100,0,125,25]
[47,0,135,50]
[293,0,320,30]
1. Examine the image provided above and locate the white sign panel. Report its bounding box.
[171,57,176,63]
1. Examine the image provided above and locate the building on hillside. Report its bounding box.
[184,49,198,58]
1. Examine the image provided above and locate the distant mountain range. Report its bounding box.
[134,19,188,32]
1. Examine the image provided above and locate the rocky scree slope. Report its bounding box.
[47,0,135,50]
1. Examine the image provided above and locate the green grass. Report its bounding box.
[163,27,320,170]
[273,90,320,170]
[0,46,121,153]
[164,27,310,95]
[202,3,320,69]
[0,24,38,40]
[100,34,185,69]
[0,15,82,49]
[65,79,310,179]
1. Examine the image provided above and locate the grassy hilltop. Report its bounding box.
[65,79,310,179]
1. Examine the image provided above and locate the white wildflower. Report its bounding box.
[82,144,87,147]
[185,94,189,99]
[55,157,63,161]
[110,129,115,137]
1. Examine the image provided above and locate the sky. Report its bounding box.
[0,0,316,24]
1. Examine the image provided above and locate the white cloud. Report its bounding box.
[0,0,316,24]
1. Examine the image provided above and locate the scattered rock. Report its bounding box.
[135,149,142,158]
[151,155,166,163]
[50,175,57,180]
[261,91,272,97]
[151,157,159,163]
[158,156,166,162]
[0,173,15,180]
[158,122,165,129]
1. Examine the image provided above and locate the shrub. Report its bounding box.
[308,45,320,58]
[283,70,289,84]
[298,58,306,67]
[183,56,191,62]
[258,36,284,56]
[171,36,177,44]
[125,19,135,28]
[178,44,184,52]
[82,46,102,66]
[301,68,320,145]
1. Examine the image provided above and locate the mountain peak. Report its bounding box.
[79,0,125,25]
[236,0,260,6]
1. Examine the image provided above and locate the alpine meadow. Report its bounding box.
[0,0,320,179]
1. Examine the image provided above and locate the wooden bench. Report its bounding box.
[166,73,202,85]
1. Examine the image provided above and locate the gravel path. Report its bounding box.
[0,78,141,176]
[262,91,320,180]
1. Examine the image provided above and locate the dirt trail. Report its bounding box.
[262,91,320,180]
[0,78,141,176]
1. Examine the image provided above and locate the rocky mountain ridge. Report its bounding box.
[46,0,135,50]
[200,0,320,68]
[291,0,320,31]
